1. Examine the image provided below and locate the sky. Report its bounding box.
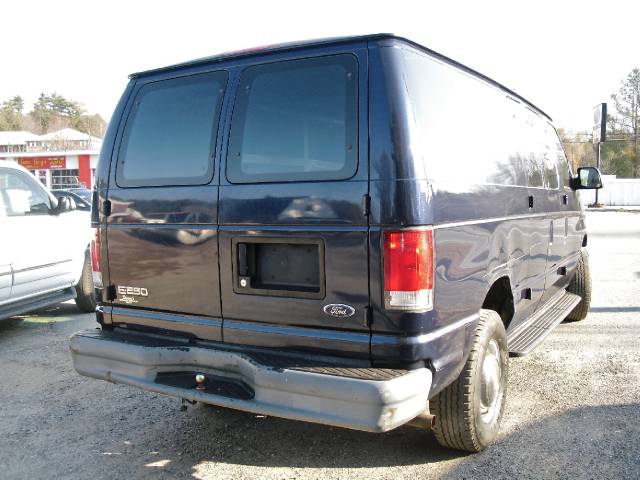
[1,0,638,133]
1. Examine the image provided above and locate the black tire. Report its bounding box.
[75,249,97,313]
[430,309,508,452]
[565,249,591,322]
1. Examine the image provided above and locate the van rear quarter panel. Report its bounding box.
[93,80,136,319]
[367,42,476,377]
[367,40,585,377]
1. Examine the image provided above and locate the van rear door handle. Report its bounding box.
[236,243,254,289]
[528,195,534,209]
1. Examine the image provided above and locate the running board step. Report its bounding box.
[508,291,582,356]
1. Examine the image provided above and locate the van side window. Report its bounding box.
[227,55,358,183]
[116,71,227,188]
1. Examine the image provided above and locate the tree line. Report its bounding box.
[0,93,107,138]
[559,67,640,178]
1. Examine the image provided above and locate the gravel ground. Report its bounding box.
[0,211,638,479]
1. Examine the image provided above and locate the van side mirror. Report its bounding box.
[52,194,77,214]
[572,167,603,190]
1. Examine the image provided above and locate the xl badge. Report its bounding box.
[323,304,356,318]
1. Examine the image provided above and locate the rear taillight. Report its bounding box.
[383,228,434,311]
[90,228,103,288]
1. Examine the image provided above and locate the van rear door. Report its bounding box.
[218,48,371,357]
[105,70,228,340]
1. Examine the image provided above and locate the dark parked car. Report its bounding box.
[70,34,602,452]
[52,188,92,211]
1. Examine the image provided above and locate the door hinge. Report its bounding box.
[105,285,117,301]
[103,199,112,217]
[362,194,371,217]
[364,306,373,327]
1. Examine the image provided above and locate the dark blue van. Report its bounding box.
[70,34,602,452]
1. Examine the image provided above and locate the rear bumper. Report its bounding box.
[70,329,432,432]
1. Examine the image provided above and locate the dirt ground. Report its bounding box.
[1,211,638,479]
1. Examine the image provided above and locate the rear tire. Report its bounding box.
[75,250,96,313]
[565,249,591,321]
[430,309,508,452]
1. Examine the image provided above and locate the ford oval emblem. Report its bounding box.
[323,304,356,318]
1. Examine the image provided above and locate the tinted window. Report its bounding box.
[227,55,358,183]
[116,71,227,187]
[0,168,51,216]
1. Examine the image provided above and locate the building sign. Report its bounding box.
[17,156,66,170]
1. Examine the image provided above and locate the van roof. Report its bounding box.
[130,33,551,121]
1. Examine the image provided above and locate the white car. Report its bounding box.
[0,160,95,319]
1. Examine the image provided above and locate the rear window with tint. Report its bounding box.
[116,71,227,187]
[227,55,358,183]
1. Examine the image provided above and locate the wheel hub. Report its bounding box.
[479,339,503,424]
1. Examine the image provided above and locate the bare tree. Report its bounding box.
[610,68,640,176]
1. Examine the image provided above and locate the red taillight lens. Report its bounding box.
[90,228,103,288]
[90,228,100,272]
[383,229,434,310]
